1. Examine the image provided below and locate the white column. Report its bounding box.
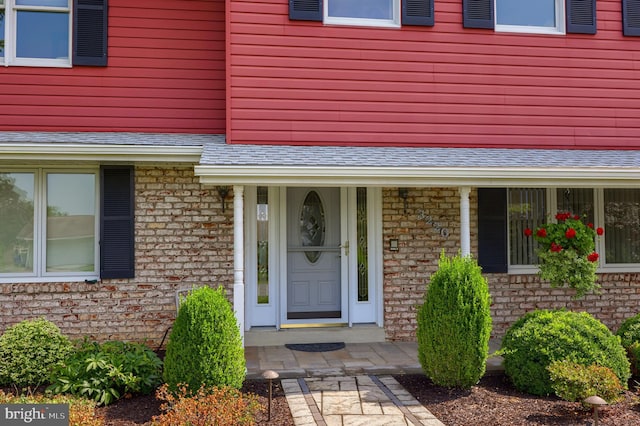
[460,186,471,257]
[233,185,245,343]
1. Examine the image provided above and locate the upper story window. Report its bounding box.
[290,0,434,28]
[463,0,596,35]
[0,0,71,67]
[325,0,400,28]
[0,0,107,67]
[495,0,565,34]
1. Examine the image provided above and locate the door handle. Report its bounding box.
[339,241,349,256]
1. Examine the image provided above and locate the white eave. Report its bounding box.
[0,143,203,163]
[195,143,640,188]
[194,165,640,187]
[0,132,220,163]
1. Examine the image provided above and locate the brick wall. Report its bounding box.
[382,187,640,342]
[3,181,639,346]
[0,166,234,347]
[382,187,478,341]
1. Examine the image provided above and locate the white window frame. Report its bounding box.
[1,0,72,67]
[0,167,99,283]
[495,0,565,35]
[508,188,640,274]
[324,0,400,28]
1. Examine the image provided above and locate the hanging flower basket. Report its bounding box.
[524,212,603,299]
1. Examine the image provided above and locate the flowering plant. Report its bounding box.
[524,212,603,298]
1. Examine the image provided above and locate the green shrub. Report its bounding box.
[48,340,163,406]
[500,309,630,396]
[547,360,624,404]
[616,313,640,349]
[151,384,260,426]
[163,286,245,392]
[0,318,74,388]
[416,252,492,388]
[0,390,102,426]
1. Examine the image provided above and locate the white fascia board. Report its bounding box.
[0,144,203,163]
[194,165,640,187]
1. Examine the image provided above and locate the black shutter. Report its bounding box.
[73,0,108,66]
[290,0,323,21]
[100,166,134,279]
[623,0,640,36]
[566,0,596,34]
[463,0,494,29]
[477,188,508,273]
[402,0,434,26]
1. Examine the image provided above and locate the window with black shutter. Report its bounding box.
[73,0,108,66]
[290,0,434,27]
[463,0,596,34]
[100,166,134,279]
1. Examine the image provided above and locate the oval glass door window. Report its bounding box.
[300,190,325,263]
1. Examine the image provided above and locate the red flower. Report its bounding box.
[587,223,594,229]
[565,228,577,239]
[524,228,533,237]
[536,228,547,238]
[596,227,604,236]
[588,252,599,262]
[550,242,563,252]
[573,215,580,220]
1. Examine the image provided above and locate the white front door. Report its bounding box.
[245,186,382,330]
[286,187,343,320]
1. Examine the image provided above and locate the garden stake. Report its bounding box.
[262,370,279,421]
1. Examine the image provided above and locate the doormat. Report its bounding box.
[285,342,345,352]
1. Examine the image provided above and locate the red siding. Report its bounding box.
[228,0,640,149]
[0,0,225,134]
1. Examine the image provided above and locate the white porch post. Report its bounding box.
[233,185,245,343]
[460,186,471,257]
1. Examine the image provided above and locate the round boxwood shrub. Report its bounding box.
[616,313,640,349]
[163,286,245,392]
[616,313,640,375]
[0,317,74,388]
[417,252,492,388]
[500,309,630,396]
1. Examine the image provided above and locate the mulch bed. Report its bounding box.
[97,380,294,425]
[395,373,640,426]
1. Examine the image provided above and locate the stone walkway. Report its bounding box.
[282,375,444,425]
[246,341,503,425]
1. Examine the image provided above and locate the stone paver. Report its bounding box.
[248,340,503,425]
[281,375,444,426]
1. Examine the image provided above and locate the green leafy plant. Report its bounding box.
[499,309,630,396]
[151,383,261,426]
[547,360,624,404]
[48,340,163,406]
[524,212,603,298]
[0,318,74,389]
[616,313,640,376]
[163,286,245,393]
[417,252,492,388]
[0,390,102,426]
